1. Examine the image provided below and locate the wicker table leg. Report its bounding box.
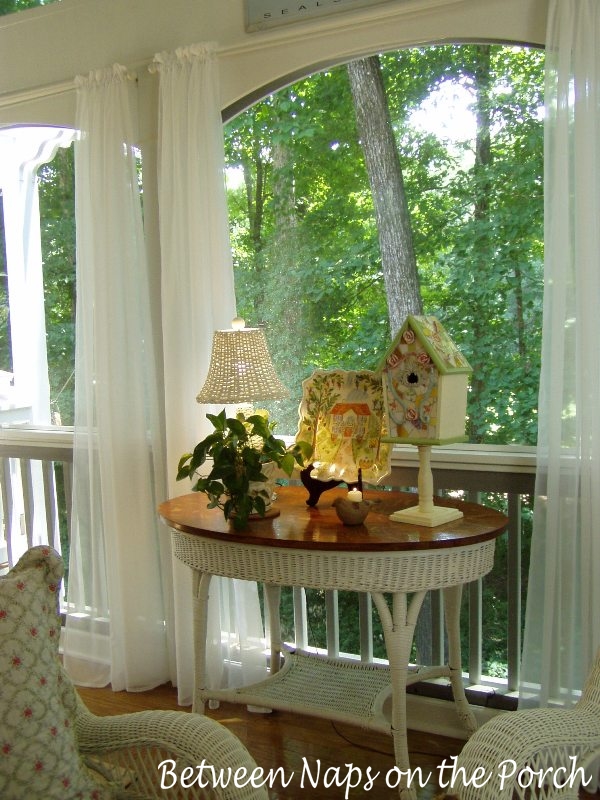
[372,589,428,800]
[443,584,477,734]
[192,570,213,714]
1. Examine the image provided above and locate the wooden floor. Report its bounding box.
[77,682,463,799]
[77,683,600,799]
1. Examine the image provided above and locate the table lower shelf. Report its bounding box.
[198,647,455,734]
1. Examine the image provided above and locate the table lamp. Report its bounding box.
[196,317,289,407]
[380,315,472,527]
[188,317,292,525]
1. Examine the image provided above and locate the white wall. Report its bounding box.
[0,0,548,126]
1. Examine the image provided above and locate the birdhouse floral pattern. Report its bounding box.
[384,331,439,439]
[381,316,471,442]
[0,546,115,799]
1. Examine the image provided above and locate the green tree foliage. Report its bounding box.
[0,0,57,15]
[0,143,75,422]
[423,47,544,444]
[38,146,76,424]
[225,44,544,446]
[226,68,390,432]
[347,56,422,332]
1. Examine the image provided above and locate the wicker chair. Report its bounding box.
[73,691,270,799]
[450,649,600,800]
[0,545,268,800]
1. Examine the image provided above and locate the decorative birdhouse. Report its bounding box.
[379,316,471,527]
[380,315,471,445]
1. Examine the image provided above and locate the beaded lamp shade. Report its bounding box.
[196,319,289,404]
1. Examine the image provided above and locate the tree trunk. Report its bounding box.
[467,45,493,443]
[240,118,269,319]
[347,56,422,335]
[265,98,308,426]
[473,46,492,225]
[348,56,430,662]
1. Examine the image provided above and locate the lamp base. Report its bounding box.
[389,504,463,528]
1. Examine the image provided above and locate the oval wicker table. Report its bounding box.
[158,486,507,800]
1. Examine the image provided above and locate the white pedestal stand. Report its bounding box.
[389,444,463,527]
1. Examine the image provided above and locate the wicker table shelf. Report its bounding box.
[159,486,507,800]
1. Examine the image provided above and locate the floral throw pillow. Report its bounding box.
[0,546,115,799]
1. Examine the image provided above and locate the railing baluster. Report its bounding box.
[431,589,444,664]
[42,459,60,551]
[293,586,308,649]
[469,578,483,684]
[63,460,74,544]
[0,457,13,568]
[464,491,483,684]
[20,458,34,549]
[507,491,522,692]
[325,589,339,657]
[359,592,373,663]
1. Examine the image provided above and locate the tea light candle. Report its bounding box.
[347,488,363,503]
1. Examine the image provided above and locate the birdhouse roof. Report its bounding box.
[380,315,472,375]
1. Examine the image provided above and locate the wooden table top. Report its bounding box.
[158,486,507,552]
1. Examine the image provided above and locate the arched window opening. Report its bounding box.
[0,125,76,427]
[224,43,545,448]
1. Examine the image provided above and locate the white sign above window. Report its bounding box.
[246,0,398,32]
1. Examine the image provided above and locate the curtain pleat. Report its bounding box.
[153,43,267,704]
[64,65,171,690]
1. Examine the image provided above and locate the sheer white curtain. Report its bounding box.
[153,42,267,705]
[63,65,171,691]
[521,0,600,707]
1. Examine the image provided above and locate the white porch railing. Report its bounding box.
[278,445,536,703]
[0,428,536,700]
[0,426,73,599]
[391,444,535,696]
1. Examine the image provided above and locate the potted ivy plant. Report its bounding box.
[177,409,312,530]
